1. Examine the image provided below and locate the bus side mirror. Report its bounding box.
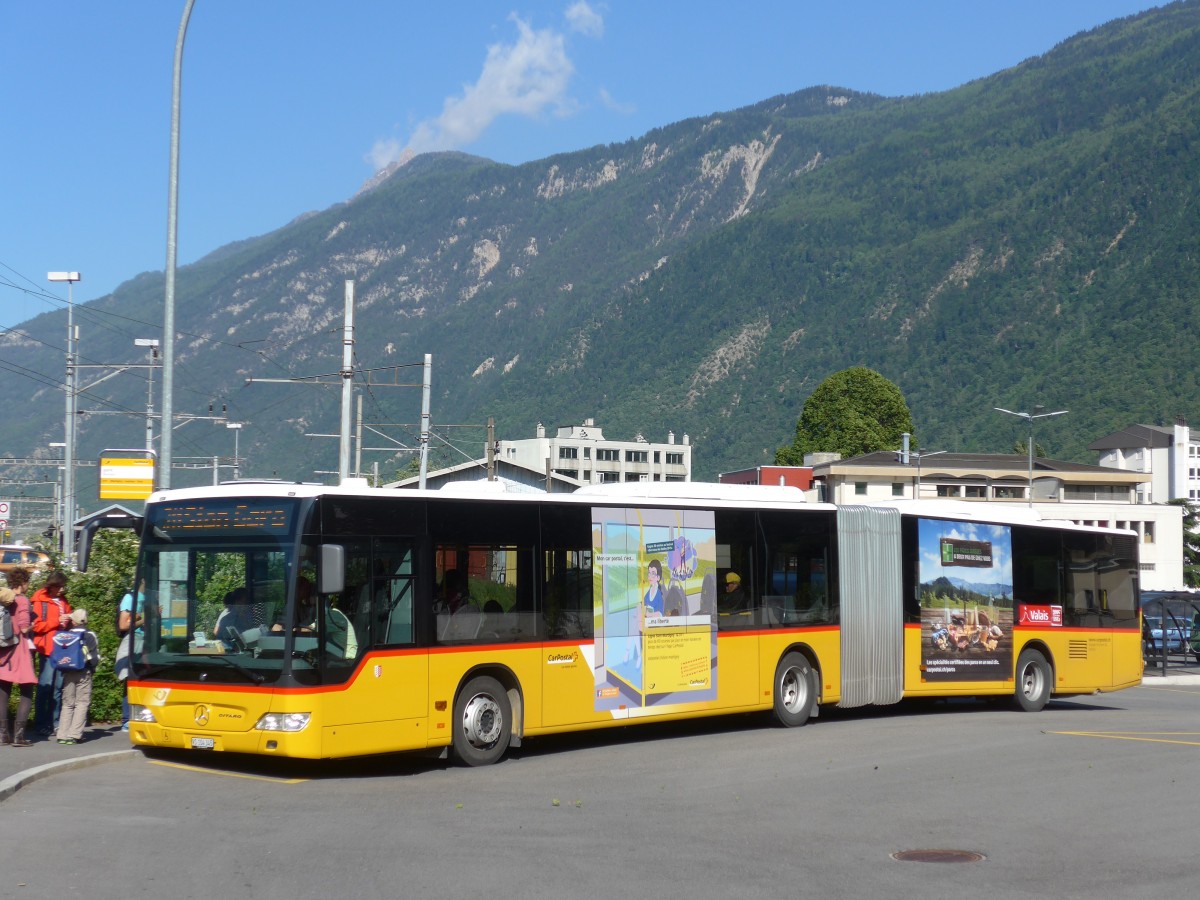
[318,544,345,595]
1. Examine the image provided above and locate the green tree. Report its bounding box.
[1168,498,1200,588]
[776,366,915,464]
[60,528,139,723]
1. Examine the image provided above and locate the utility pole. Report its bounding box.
[246,281,431,486]
[339,281,354,482]
[419,353,431,489]
[487,416,496,481]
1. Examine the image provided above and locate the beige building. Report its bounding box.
[808,451,1183,591]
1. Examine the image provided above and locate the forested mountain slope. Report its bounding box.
[3,2,1197,499]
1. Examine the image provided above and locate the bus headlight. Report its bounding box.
[255,712,311,732]
[129,704,157,724]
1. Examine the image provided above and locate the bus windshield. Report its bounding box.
[130,497,305,686]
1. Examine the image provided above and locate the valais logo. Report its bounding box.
[1018,604,1063,627]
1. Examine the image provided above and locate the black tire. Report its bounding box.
[772,652,815,727]
[452,675,512,766]
[1014,648,1052,712]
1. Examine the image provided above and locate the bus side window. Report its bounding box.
[540,505,593,639]
[757,510,837,628]
[715,509,756,630]
[374,541,416,646]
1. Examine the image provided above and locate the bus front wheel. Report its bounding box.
[453,675,512,766]
[1014,648,1051,712]
[772,652,815,727]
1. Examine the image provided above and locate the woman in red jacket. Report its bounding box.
[0,567,38,746]
[29,571,71,737]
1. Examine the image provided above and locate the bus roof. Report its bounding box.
[146,481,1135,535]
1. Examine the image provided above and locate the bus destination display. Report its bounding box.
[156,500,296,535]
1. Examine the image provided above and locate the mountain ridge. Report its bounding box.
[2,2,1197,510]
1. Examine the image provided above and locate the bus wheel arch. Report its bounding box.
[452,667,522,766]
[1014,644,1054,712]
[772,648,819,727]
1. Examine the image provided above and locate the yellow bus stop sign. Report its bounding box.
[100,457,155,499]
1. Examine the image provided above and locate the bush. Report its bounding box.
[62,529,139,723]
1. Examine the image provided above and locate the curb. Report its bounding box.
[0,749,137,803]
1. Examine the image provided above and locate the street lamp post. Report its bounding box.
[162,0,197,491]
[48,271,80,563]
[994,406,1069,507]
[226,422,243,479]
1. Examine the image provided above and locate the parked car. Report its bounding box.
[1143,615,1190,652]
[0,545,51,578]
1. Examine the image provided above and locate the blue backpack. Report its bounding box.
[49,630,90,671]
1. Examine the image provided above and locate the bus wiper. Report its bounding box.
[135,657,264,684]
[198,655,265,684]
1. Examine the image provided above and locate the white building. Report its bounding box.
[807,450,1183,591]
[496,418,692,485]
[1089,418,1200,504]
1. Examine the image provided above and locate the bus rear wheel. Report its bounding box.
[453,675,512,766]
[1014,648,1051,712]
[772,652,815,727]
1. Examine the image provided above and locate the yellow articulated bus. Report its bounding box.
[119,481,1142,765]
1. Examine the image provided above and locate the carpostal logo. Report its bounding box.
[546,650,580,666]
[1018,604,1063,627]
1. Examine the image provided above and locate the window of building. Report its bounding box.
[964,485,986,498]
[555,469,578,480]
[1064,485,1128,502]
[854,482,867,496]
[891,483,904,497]
[625,450,648,463]
[992,485,1025,500]
[936,485,961,497]
[665,452,683,465]
[597,448,620,462]
[558,446,578,460]
[583,447,591,458]
[1144,523,1155,543]
[653,451,660,463]
[600,472,620,483]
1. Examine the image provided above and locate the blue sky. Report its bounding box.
[1,1,1163,330]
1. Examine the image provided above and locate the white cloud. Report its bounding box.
[369,14,580,171]
[566,1,605,38]
[368,137,404,172]
[598,86,635,115]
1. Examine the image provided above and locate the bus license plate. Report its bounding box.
[191,737,215,750]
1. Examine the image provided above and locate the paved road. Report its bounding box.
[1,672,1198,899]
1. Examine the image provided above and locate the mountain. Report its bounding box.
[3,2,1199,512]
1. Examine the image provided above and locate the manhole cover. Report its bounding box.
[892,849,986,864]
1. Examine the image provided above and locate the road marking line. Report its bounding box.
[148,759,308,783]
[1046,731,1200,747]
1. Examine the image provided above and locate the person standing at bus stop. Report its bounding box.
[0,568,37,747]
[30,571,72,737]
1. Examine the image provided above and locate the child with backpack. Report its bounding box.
[51,608,98,745]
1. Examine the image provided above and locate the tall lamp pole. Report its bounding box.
[994,406,1069,507]
[162,0,196,490]
[48,271,80,563]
